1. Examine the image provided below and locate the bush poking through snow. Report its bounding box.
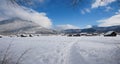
[0,35,2,38]
[20,34,28,37]
[0,44,31,64]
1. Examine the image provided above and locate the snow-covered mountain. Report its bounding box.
[0,18,55,35]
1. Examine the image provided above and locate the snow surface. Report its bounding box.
[0,36,120,64]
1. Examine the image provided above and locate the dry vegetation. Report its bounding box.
[0,43,31,64]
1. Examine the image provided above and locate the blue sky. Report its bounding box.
[31,0,119,29]
[0,0,120,29]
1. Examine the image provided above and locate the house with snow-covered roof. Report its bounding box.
[104,31,117,37]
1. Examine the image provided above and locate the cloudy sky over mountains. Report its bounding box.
[0,0,120,29]
[0,0,52,28]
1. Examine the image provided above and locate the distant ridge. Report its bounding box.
[63,25,120,34]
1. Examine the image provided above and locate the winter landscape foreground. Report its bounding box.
[0,36,120,64]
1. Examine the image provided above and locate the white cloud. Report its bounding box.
[84,25,92,28]
[39,0,45,3]
[105,6,113,12]
[0,0,52,28]
[81,10,85,14]
[55,24,80,30]
[0,17,7,21]
[81,8,90,14]
[115,9,120,14]
[85,8,90,13]
[92,0,116,8]
[98,14,120,27]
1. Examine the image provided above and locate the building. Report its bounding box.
[73,34,81,36]
[104,31,117,36]
[67,33,80,37]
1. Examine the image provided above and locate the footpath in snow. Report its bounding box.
[0,36,120,64]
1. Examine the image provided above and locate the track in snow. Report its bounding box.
[0,36,120,64]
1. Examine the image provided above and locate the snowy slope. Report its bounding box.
[0,18,39,32]
[0,18,54,34]
[0,36,120,64]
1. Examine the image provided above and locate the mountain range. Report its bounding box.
[0,18,120,35]
[63,25,120,34]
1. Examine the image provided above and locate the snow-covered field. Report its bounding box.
[0,36,120,64]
